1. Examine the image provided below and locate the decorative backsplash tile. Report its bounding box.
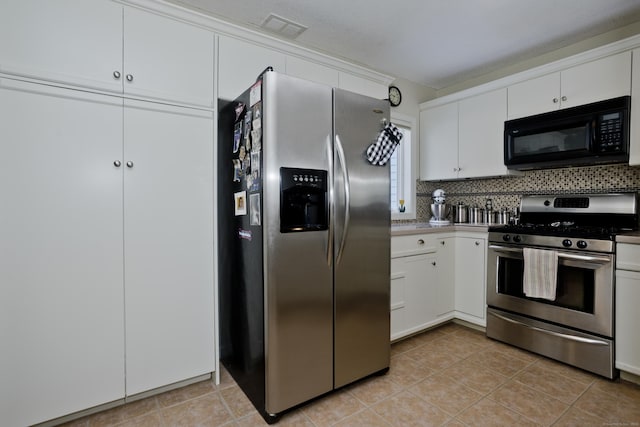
[396,164,640,224]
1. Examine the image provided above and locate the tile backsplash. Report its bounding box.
[398,164,640,223]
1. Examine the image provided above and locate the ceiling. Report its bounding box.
[165,0,640,90]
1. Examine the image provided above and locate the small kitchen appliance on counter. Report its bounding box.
[429,189,451,225]
[486,192,639,379]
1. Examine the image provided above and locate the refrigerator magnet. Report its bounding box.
[250,193,261,226]
[251,128,262,152]
[244,110,252,138]
[249,81,262,107]
[232,159,243,182]
[234,191,247,216]
[238,228,252,241]
[233,121,242,153]
[234,102,245,121]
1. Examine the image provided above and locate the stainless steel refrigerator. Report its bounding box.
[218,70,390,423]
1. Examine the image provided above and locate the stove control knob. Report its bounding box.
[502,234,511,242]
[577,240,588,249]
[513,235,522,243]
[562,239,573,247]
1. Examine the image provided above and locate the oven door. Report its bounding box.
[487,243,614,337]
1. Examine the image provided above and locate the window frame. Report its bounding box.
[390,112,416,221]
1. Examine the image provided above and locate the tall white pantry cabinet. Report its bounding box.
[0,1,215,426]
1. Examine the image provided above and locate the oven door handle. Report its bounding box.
[489,245,611,263]
[488,311,610,346]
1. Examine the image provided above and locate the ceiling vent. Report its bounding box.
[260,13,307,39]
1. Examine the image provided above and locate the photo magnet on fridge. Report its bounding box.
[233,121,242,153]
[234,191,247,216]
[249,81,262,107]
[232,159,243,182]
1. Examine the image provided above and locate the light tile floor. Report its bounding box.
[63,322,640,426]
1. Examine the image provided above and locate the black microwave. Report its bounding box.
[504,96,630,170]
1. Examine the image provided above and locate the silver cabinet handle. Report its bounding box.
[113,71,121,79]
[418,239,425,245]
[113,160,121,167]
[126,74,134,82]
[561,95,567,102]
[126,161,134,168]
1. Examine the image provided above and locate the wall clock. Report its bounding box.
[388,85,402,107]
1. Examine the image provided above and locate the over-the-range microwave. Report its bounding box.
[504,95,630,170]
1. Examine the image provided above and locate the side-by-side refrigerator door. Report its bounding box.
[333,89,390,388]
[262,72,334,414]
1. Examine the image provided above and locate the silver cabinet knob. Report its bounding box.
[475,241,480,246]
[126,74,134,82]
[113,160,121,167]
[418,239,425,245]
[553,98,559,103]
[113,71,121,79]
[561,95,567,102]
[440,241,445,245]
[126,161,134,168]
[432,261,436,266]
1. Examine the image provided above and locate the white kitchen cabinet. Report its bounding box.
[458,88,511,179]
[420,102,458,180]
[454,234,487,326]
[630,48,640,166]
[420,89,513,181]
[615,243,640,376]
[0,0,122,93]
[0,0,215,108]
[218,35,286,100]
[338,71,388,99]
[0,79,215,425]
[123,100,215,395]
[435,237,455,317]
[507,51,631,119]
[0,79,125,427]
[122,6,214,108]
[286,56,340,87]
[391,235,440,340]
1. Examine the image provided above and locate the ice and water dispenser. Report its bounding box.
[280,167,328,232]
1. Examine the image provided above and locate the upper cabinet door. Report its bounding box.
[218,35,286,100]
[420,102,459,181]
[560,51,631,109]
[123,7,214,108]
[286,56,339,87]
[458,88,508,178]
[0,0,122,93]
[507,72,560,119]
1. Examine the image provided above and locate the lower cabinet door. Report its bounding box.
[0,79,125,426]
[123,100,215,395]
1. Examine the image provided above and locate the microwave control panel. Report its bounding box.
[597,112,623,152]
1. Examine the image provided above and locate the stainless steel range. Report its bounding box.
[486,193,639,378]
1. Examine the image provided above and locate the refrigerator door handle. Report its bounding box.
[335,134,350,264]
[326,133,334,267]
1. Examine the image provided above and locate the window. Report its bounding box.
[390,113,416,220]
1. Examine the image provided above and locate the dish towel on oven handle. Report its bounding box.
[522,247,559,301]
[366,123,403,166]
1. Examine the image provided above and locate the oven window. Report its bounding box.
[497,257,595,314]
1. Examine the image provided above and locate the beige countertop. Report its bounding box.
[391,222,489,236]
[616,231,640,244]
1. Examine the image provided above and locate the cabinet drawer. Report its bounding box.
[391,234,436,258]
[617,243,640,271]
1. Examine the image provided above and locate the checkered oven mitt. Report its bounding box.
[366,123,403,166]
